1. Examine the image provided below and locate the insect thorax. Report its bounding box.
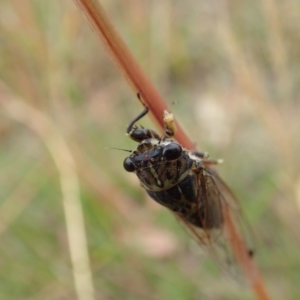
[128,139,194,192]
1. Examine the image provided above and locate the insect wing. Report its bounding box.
[211,169,255,254]
[174,168,253,278]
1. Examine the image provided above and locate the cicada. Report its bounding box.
[123,106,252,273]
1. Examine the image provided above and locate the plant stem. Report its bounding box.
[73,1,272,299]
[73,0,195,150]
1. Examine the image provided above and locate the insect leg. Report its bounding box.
[126,107,149,134]
[191,151,223,166]
[191,151,209,159]
[201,158,224,166]
[163,110,176,137]
[126,106,160,142]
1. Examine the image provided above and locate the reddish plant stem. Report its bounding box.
[74,0,194,150]
[223,205,271,300]
[73,1,272,299]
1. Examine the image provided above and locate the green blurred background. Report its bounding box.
[0,0,300,299]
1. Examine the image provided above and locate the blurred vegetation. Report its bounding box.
[0,0,300,299]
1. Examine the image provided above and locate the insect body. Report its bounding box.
[123,106,254,276]
[123,107,227,244]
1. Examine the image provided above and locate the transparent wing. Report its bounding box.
[172,167,254,279]
[208,168,255,254]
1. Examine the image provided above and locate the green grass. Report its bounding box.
[0,0,300,299]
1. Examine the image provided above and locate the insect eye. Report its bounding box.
[123,157,136,172]
[162,143,182,160]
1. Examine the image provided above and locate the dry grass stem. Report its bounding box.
[261,0,290,101]
[0,82,95,300]
[0,160,44,237]
[217,9,300,222]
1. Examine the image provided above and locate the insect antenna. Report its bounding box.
[105,147,132,153]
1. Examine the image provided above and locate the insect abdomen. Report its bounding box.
[146,172,223,229]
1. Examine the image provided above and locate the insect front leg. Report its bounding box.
[191,151,223,166]
[191,151,209,159]
[163,110,176,138]
[126,107,160,142]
